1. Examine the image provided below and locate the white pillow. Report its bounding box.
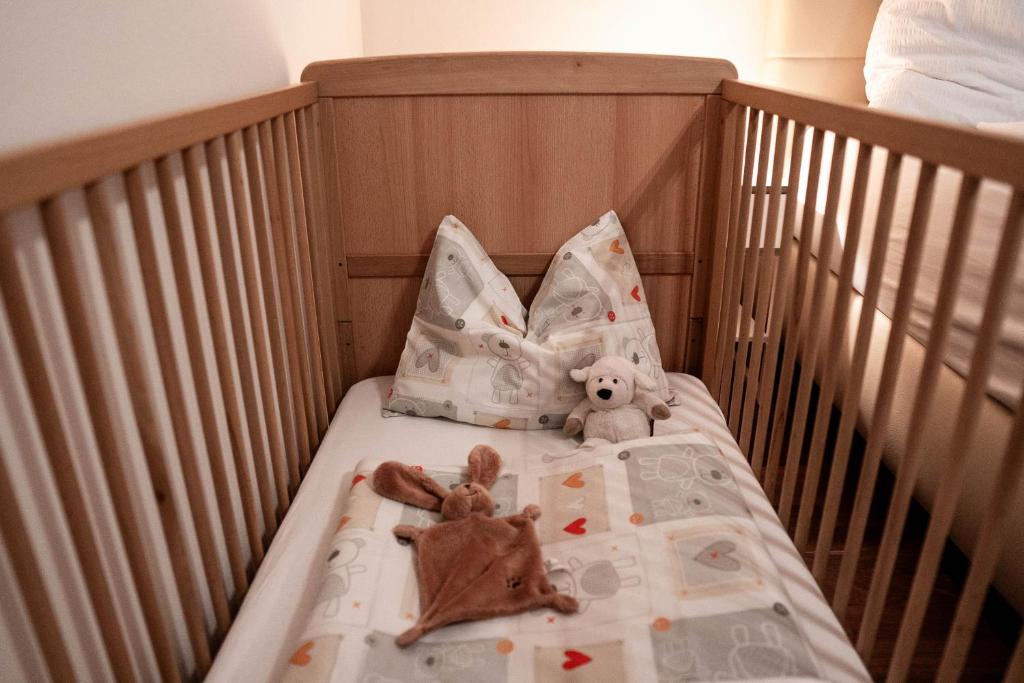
[385,211,672,429]
[864,0,1024,124]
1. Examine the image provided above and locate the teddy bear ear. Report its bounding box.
[632,368,657,392]
[467,445,502,488]
[569,367,590,383]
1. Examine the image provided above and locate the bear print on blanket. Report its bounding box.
[385,211,673,429]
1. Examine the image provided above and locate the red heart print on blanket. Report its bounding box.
[290,641,314,666]
[694,540,741,571]
[562,472,585,488]
[562,649,592,670]
[563,517,587,535]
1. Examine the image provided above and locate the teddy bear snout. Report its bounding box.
[596,388,613,400]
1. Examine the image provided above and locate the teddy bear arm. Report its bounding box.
[564,398,594,436]
[634,388,671,420]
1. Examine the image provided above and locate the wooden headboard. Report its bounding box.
[302,53,737,389]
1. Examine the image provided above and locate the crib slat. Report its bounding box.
[702,103,739,388]
[747,122,806,477]
[153,157,253,602]
[711,106,750,399]
[793,141,873,550]
[841,163,953,629]
[937,393,1024,680]
[285,111,329,435]
[32,198,182,679]
[717,109,760,411]
[227,130,292,516]
[249,124,304,491]
[312,103,343,403]
[182,145,266,565]
[0,336,77,683]
[727,112,775,433]
[811,151,905,581]
[887,189,1024,682]
[123,167,234,638]
[204,138,280,551]
[272,116,318,469]
[298,106,340,410]
[761,127,826,498]
[1,204,140,681]
[316,98,355,392]
[84,181,215,672]
[738,117,790,454]
[261,119,314,473]
[776,135,848,528]
[837,162,938,639]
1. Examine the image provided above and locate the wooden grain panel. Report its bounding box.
[331,94,704,257]
[346,252,695,278]
[304,52,736,96]
[0,84,316,213]
[330,93,708,384]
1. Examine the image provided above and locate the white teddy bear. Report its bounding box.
[564,355,670,446]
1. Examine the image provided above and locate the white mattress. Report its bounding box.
[209,373,867,682]
[795,137,1023,408]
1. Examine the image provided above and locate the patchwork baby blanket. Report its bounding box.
[282,431,824,682]
[385,211,673,430]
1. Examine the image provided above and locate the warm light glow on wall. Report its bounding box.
[359,0,771,80]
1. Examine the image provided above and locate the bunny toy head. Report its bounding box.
[372,445,502,520]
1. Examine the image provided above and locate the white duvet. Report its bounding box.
[865,0,1024,124]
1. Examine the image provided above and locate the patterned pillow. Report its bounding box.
[384,211,672,429]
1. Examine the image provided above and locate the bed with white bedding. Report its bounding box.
[209,374,869,683]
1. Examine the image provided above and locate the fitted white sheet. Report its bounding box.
[209,374,867,682]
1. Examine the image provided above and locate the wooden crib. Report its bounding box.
[0,53,1021,681]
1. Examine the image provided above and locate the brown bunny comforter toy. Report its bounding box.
[372,445,578,646]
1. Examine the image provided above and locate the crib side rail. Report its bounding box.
[0,84,341,680]
[711,80,1024,680]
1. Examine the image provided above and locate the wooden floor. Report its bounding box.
[770,380,1021,681]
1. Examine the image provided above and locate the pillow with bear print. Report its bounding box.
[384,211,672,429]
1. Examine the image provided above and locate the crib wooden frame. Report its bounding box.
[0,53,1022,681]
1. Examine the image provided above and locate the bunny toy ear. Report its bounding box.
[632,368,656,392]
[467,445,502,489]
[372,462,449,511]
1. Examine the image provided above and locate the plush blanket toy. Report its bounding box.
[372,445,578,646]
[564,355,671,446]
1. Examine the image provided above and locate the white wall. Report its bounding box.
[360,0,770,81]
[0,0,363,152]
